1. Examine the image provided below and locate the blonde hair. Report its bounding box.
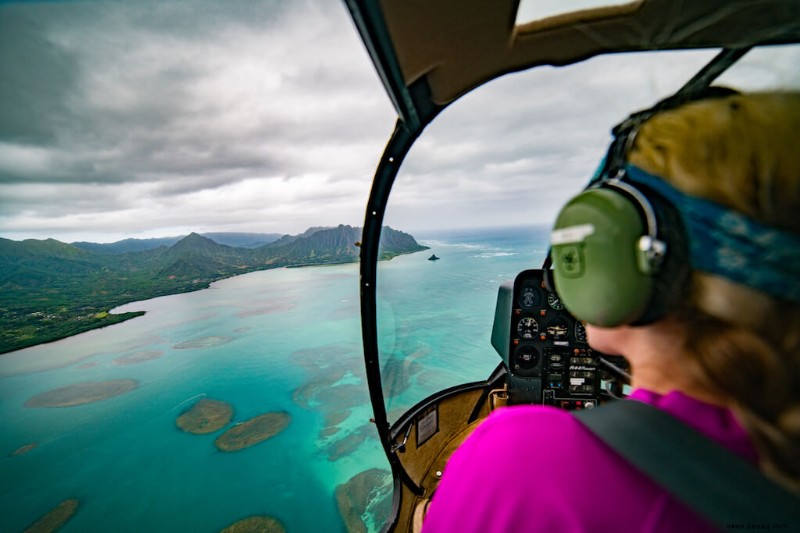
[628,91,800,492]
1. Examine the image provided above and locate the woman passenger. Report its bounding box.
[422,91,800,532]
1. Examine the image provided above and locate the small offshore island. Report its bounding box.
[0,225,428,354]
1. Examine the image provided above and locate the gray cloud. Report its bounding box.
[0,11,80,146]
[0,0,397,241]
[1,1,797,242]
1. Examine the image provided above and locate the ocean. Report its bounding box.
[0,226,550,532]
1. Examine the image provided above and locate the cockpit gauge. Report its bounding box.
[546,319,569,342]
[517,286,539,310]
[513,345,540,371]
[516,316,539,340]
[575,321,588,344]
[547,292,565,311]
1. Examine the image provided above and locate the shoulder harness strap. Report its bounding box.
[573,400,800,530]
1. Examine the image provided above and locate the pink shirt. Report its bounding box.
[422,390,758,533]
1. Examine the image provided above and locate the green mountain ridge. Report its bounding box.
[72,231,285,254]
[0,225,428,354]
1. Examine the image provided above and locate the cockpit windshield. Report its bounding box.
[375,43,800,425]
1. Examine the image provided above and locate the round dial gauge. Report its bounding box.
[575,321,588,344]
[516,317,539,340]
[513,346,540,370]
[547,292,565,310]
[546,319,569,341]
[518,286,539,310]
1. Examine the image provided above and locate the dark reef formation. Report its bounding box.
[176,398,234,434]
[290,343,376,461]
[219,515,285,533]
[335,469,393,533]
[214,412,291,452]
[11,442,37,456]
[23,498,79,533]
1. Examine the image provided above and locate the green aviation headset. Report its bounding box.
[550,175,686,327]
[549,86,751,327]
[549,109,690,328]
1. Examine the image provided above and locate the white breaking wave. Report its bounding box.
[474,252,517,258]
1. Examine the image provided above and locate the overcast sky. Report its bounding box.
[1,1,797,243]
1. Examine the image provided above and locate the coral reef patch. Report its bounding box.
[11,442,37,456]
[215,412,291,452]
[219,515,285,533]
[177,398,234,434]
[335,469,392,533]
[23,498,79,533]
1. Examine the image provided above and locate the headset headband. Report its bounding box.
[588,85,743,189]
[605,178,668,272]
[625,165,800,304]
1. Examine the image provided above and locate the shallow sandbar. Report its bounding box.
[24,379,138,408]
[173,336,232,350]
[114,350,163,365]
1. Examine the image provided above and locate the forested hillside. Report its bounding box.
[0,225,427,354]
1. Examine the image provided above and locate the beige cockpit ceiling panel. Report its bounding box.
[378,0,800,105]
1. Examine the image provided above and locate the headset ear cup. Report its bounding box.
[632,190,690,325]
[550,188,655,327]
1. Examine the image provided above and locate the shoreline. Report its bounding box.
[1,249,427,356]
[0,311,146,357]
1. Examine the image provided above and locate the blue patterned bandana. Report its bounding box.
[623,164,800,304]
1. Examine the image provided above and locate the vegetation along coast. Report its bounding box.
[0,225,428,354]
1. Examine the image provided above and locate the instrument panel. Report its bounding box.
[492,269,627,408]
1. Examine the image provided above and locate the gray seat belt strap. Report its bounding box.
[573,400,800,530]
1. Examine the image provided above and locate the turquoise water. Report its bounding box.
[378,226,550,420]
[0,226,549,532]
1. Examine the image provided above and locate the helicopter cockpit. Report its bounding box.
[344,1,800,531]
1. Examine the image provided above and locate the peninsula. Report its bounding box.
[0,225,428,354]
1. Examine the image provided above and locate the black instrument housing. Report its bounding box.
[492,269,628,407]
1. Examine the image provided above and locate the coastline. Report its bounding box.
[0,311,146,357]
[1,248,427,356]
